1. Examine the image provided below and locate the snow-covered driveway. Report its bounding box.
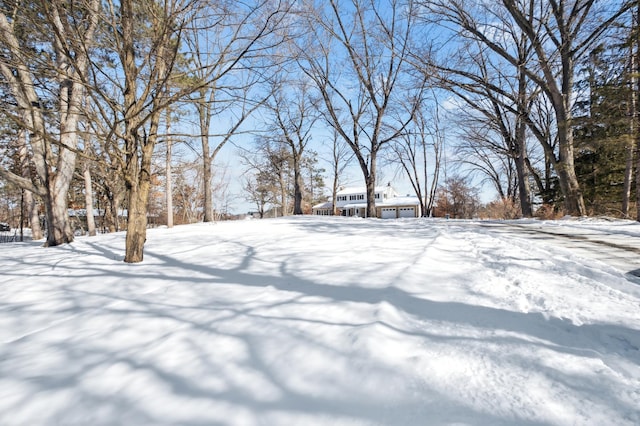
[0,217,639,425]
[476,219,640,283]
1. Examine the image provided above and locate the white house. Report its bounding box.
[312,185,422,218]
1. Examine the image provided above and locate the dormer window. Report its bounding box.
[375,193,380,199]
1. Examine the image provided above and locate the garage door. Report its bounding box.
[381,208,396,219]
[398,207,415,218]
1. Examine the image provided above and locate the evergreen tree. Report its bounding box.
[574,44,635,216]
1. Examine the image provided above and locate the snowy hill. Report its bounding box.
[1,216,639,425]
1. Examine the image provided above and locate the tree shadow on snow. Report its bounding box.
[2,222,639,425]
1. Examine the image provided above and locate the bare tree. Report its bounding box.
[81,154,97,237]
[165,113,174,228]
[392,99,444,217]
[422,0,632,216]
[299,0,424,217]
[240,135,296,216]
[434,175,481,219]
[82,109,127,233]
[444,70,536,216]
[83,0,203,262]
[266,77,320,214]
[120,0,187,261]
[324,129,354,215]
[453,121,519,202]
[0,0,99,245]
[186,0,288,222]
[90,0,284,260]
[243,170,275,218]
[171,160,202,223]
[263,139,293,215]
[418,4,544,217]
[15,129,43,239]
[302,150,326,211]
[0,124,42,238]
[630,3,640,220]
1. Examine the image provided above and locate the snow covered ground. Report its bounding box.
[0,216,639,425]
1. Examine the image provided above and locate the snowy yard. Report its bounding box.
[1,216,639,425]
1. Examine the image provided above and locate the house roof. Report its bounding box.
[336,186,394,195]
[336,197,421,209]
[312,201,333,209]
[377,196,421,207]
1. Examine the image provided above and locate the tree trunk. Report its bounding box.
[514,123,532,217]
[365,177,376,217]
[44,187,74,246]
[279,169,288,216]
[515,63,533,217]
[365,154,377,217]
[637,58,640,222]
[198,93,214,223]
[557,129,586,216]
[17,130,43,239]
[623,35,637,217]
[124,132,155,262]
[633,1,640,221]
[42,175,75,246]
[637,138,640,221]
[83,166,97,236]
[125,187,149,263]
[24,190,42,240]
[622,142,634,217]
[293,153,304,215]
[166,118,174,228]
[332,180,339,215]
[559,117,586,216]
[421,138,429,217]
[514,153,532,217]
[42,126,77,246]
[110,195,121,233]
[123,125,146,262]
[202,152,213,222]
[330,133,343,216]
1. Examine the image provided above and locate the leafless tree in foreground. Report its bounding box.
[0,0,99,245]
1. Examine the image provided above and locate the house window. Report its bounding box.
[375,194,380,199]
[338,196,347,201]
[349,195,357,200]
[357,194,364,200]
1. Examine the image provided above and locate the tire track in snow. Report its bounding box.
[477,221,640,282]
